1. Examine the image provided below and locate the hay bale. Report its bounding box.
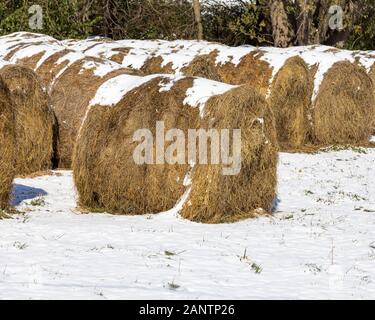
[269,56,313,150]
[73,75,200,214]
[312,61,375,145]
[0,76,15,209]
[0,64,55,175]
[180,85,278,224]
[73,73,278,223]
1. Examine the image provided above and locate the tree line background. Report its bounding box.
[0,0,375,50]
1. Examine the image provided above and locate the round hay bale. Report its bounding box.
[50,55,142,168]
[269,56,313,150]
[0,64,56,175]
[73,75,200,214]
[312,61,375,145]
[180,85,279,224]
[0,76,15,209]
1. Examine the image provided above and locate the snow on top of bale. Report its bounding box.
[104,40,375,102]
[5,43,66,70]
[90,74,161,107]
[90,73,235,116]
[184,78,236,116]
[115,40,256,72]
[0,31,58,42]
[0,32,60,54]
[79,59,123,77]
[0,59,10,69]
[5,33,375,103]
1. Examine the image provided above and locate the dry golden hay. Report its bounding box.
[33,49,77,89]
[141,56,174,74]
[73,76,200,215]
[182,52,221,82]
[312,61,375,145]
[0,76,15,209]
[368,63,375,134]
[180,85,279,224]
[50,56,142,168]
[211,50,272,92]
[268,56,314,150]
[105,48,131,64]
[184,52,314,150]
[0,64,56,175]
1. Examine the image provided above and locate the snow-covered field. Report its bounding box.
[1,147,375,300]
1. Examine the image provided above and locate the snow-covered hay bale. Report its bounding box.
[269,56,313,150]
[73,74,278,223]
[0,64,55,175]
[50,54,142,168]
[312,61,375,145]
[0,76,15,209]
[73,75,201,215]
[180,85,278,224]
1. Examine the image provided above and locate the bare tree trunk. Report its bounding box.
[295,0,315,45]
[269,0,295,47]
[193,0,203,41]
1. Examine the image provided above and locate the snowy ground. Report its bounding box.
[0,147,375,300]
